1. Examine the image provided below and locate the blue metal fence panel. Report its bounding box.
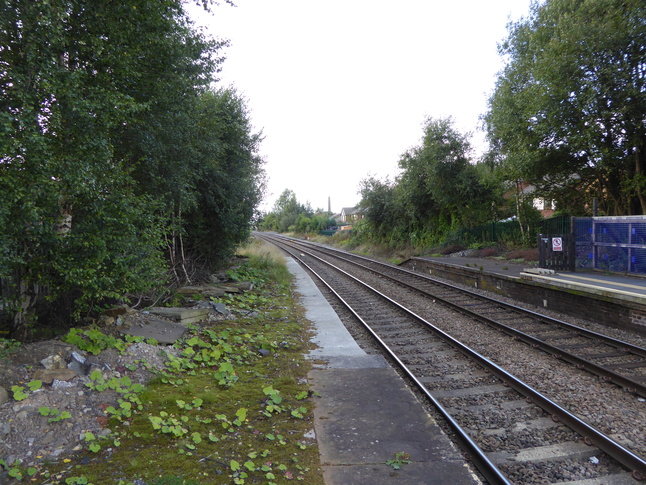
[574,216,646,275]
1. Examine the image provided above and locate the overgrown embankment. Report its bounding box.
[0,239,325,485]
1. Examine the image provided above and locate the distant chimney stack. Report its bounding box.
[328,197,331,214]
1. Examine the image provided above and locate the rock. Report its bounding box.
[12,401,36,413]
[52,379,76,389]
[235,281,254,291]
[210,272,227,283]
[119,316,187,344]
[11,341,75,368]
[146,307,211,325]
[71,351,86,365]
[0,386,9,405]
[67,360,88,376]
[67,351,90,376]
[216,285,241,294]
[211,302,230,316]
[40,354,66,370]
[177,286,226,298]
[32,368,78,385]
[97,315,115,326]
[101,305,131,318]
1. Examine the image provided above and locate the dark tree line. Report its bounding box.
[259,189,335,234]
[357,117,505,247]
[485,0,645,216]
[1,0,265,338]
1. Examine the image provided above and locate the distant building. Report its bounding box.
[505,181,556,219]
[339,207,364,224]
[518,183,556,218]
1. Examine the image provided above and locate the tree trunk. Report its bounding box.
[635,144,646,215]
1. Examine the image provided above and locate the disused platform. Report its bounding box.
[286,258,482,485]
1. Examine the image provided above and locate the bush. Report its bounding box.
[505,248,539,262]
[439,244,466,255]
[478,248,498,258]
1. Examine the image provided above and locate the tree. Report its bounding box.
[182,88,266,269]
[267,190,312,233]
[1,0,180,332]
[397,117,494,230]
[357,118,499,247]
[0,0,262,337]
[358,176,402,241]
[485,0,646,215]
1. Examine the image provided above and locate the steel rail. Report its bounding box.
[281,234,646,358]
[270,240,512,485]
[265,235,646,481]
[276,234,646,397]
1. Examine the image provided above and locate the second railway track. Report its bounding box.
[258,233,646,485]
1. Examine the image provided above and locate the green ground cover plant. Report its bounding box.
[7,239,324,484]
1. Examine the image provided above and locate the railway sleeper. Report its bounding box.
[488,441,599,466]
[430,383,511,399]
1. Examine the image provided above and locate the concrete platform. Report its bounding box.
[521,271,646,305]
[414,255,646,303]
[119,316,187,344]
[405,256,646,335]
[287,258,482,485]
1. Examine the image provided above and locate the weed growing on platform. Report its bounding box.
[386,452,412,470]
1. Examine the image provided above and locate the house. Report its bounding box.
[510,181,556,218]
[339,207,364,224]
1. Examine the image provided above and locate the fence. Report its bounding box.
[574,216,646,274]
[465,215,646,276]
[461,216,571,246]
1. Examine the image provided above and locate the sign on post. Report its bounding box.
[552,237,563,252]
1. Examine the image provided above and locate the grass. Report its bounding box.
[10,238,325,485]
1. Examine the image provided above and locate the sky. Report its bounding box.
[188,0,533,214]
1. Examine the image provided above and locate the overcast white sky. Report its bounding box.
[189,0,533,214]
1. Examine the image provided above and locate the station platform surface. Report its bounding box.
[286,258,482,485]
[413,256,646,305]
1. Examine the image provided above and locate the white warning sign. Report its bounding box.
[552,237,563,252]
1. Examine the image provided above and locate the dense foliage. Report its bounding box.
[0,0,265,337]
[357,117,505,247]
[259,189,335,234]
[485,0,646,216]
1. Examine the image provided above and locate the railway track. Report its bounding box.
[278,234,646,398]
[257,233,646,484]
